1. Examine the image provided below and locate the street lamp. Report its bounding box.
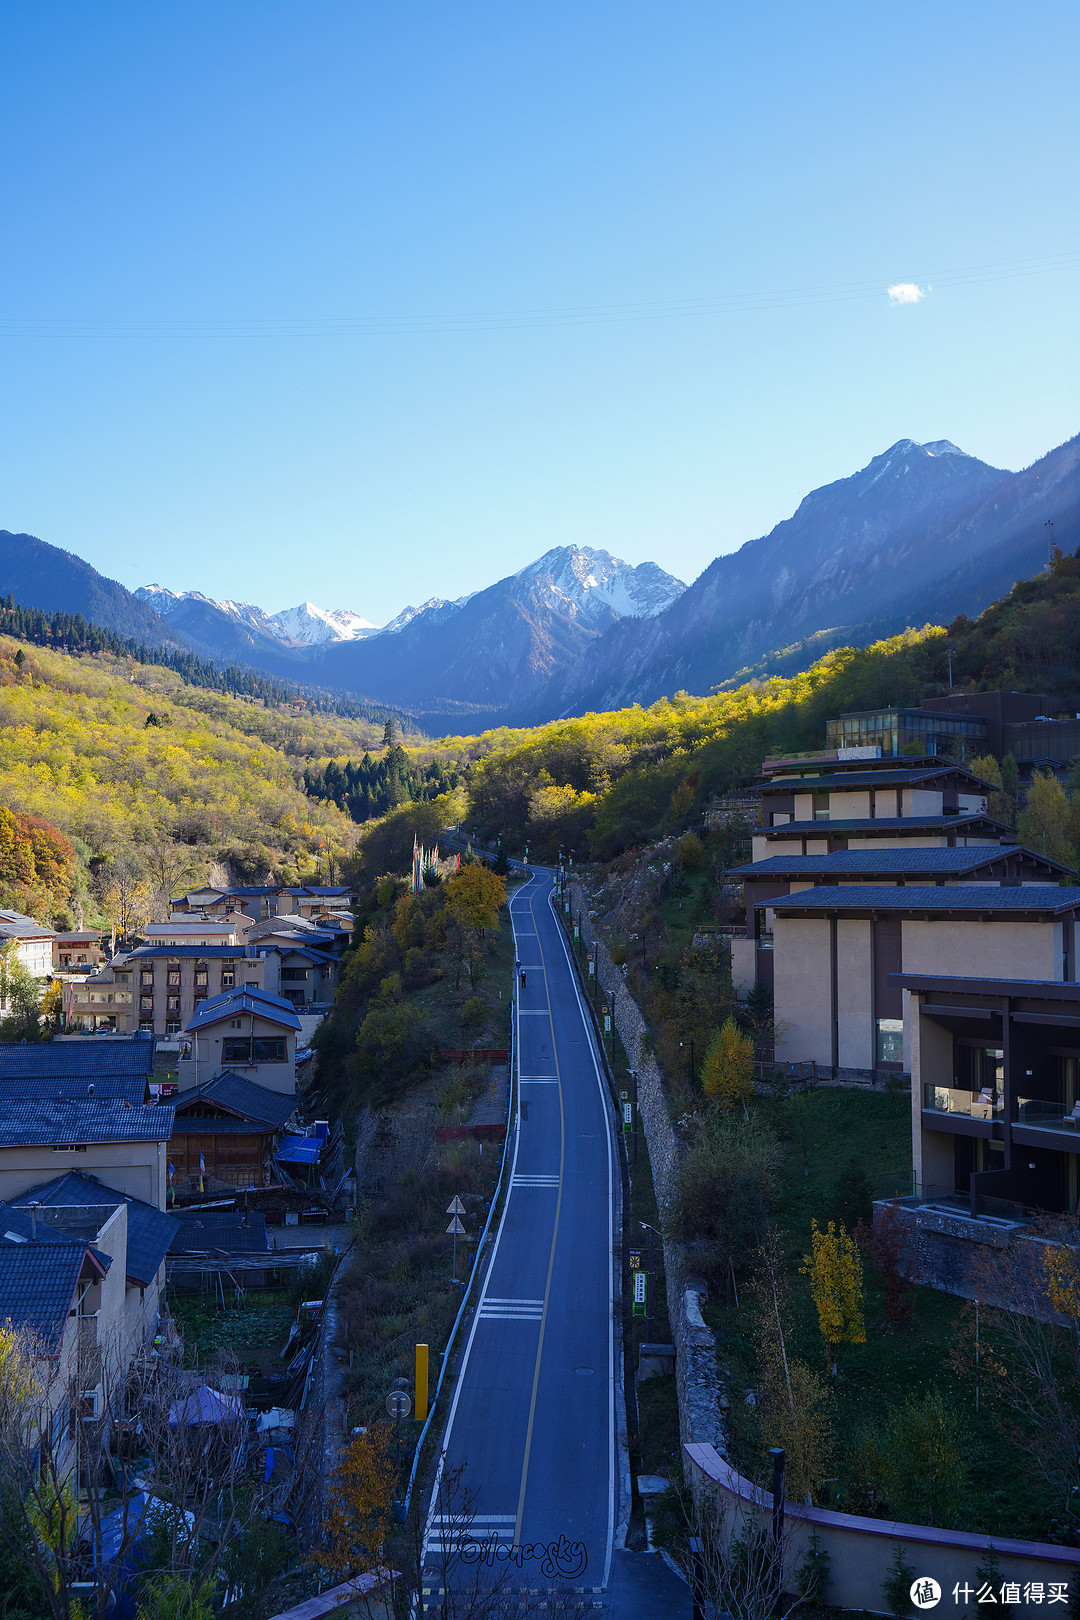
[637,1221,660,1336]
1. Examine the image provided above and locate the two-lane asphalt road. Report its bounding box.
[426,865,619,1597]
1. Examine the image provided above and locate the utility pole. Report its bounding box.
[946,648,953,691]
[1047,518,1056,570]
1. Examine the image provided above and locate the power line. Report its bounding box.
[0,251,1075,339]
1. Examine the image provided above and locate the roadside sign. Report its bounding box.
[588,959,594,976]
[632,1272,647,1317]
[604,1015,611,1034]
[623,1103,633,1131]
[446,1216,466,1235]
[386,1391,411,1420]
[446,1196,466,1215]
[628,1251,641,1271]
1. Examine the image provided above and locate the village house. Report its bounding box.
[0,908,56,983]
[765,885,1080,1081]
[0,1217,115,1463]
[0,1099,174,1211]
[144,918,253,948]
[52,930,105,972]
[168,1072,299,1194]
[170,882,355,923]
[177,986,301,1093]
[730,843,1073,997]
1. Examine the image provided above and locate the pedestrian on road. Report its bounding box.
[520,969,527,989]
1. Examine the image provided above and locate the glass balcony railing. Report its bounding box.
[1016,1097,1080,1132]
[923,1083,1002,1120]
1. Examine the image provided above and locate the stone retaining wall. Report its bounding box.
[564,881,725,1459]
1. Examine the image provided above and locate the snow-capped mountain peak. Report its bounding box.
[270,602,380,645]
[135,585,385,645]
[517,545,685,623]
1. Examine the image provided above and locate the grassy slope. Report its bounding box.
[705,1088,1066,1544]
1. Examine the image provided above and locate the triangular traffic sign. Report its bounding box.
[446,1196,466,1215]
[446,1216,466,1235]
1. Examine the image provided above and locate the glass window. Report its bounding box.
[876,1018,904,1064]
[252,1036,287,1063]
[222,1038,252,1064]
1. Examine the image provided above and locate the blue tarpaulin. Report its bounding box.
[275,1135,321,1165]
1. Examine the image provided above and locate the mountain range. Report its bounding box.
[1,431,1076,732]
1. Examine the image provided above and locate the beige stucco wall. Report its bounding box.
[830,790,872,818]
[836,918,873,1069]
[901,787,944,814]
[774,918,833,1066]
[959,792,989,814]
[901,917,1056,981]
[859,835,944,849]
[686,1447,1080,1615]
[179,1010,297,1094]
[730,937,756,998]
[0,1139,167,1210]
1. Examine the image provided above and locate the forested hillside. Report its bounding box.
[0,636,386,932]
[352,547,1080,871]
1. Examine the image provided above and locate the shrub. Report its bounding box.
[459,995,488,1031]
[796,1530,831,1603]
[882,1543,916,1618]
[675,832,705,871]
[674,1115,782,1289]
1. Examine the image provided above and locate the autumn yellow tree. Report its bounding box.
[98,856,152,944]
[312,1428,397,1586]
[1017,769,1078,869]
[752,1237,833,1504]
[701,1018,755,1111]
[444,864,506,936]
[802,1219,865,1375]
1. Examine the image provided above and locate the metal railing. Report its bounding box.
[401,1003,516,1515]
[923,1082,1002,1120]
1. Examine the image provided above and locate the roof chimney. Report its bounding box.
[29,1202,38,1242]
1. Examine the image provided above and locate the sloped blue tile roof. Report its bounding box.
[769,884,1080,915]
[0,1074,147,1104]
[0,1233,107,1349]
[12,1171,179,1287]
[0,1040,155,1080]
[175,1073,297,1129]
[169,1210,269,1255]
[0,1100,175,1146]
[184,988,302,1033]
[731,846,1071,878]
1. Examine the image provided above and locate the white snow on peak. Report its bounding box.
[516,545,685,622]
[380,596,473,634]
[921,440,971,458]
[270,602,381,645]
[136,585,388,645]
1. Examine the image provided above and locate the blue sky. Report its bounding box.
[0,2,1076,623]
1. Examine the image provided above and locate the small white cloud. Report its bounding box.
[887,281,929,305]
